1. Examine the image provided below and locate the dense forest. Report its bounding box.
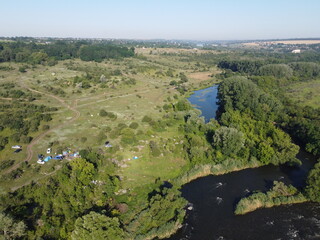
[0,40,135,64]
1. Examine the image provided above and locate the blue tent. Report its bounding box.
[44,156,52,162]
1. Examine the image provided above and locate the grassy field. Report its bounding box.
[285,79,320,108]
[0,48,220,192]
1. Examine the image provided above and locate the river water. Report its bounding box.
[168,85,320,240]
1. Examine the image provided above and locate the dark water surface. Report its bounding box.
[168,85,320,240]
[187,85,219,122]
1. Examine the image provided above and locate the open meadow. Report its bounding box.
[285,79,320,108]
[0,48,219,192]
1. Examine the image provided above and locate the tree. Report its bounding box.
[175,99,191,111]
[0,212,26,239]
[70,158,95,185]
[258,64,293,78]
[71,212,125,240]
[213,127,244,156]
[306,162,320,202]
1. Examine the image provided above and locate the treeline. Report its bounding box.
[0,40,135,64]
[79,45,134,62]
[218,60,320,79]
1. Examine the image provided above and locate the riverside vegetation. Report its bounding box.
[0,38,319,239]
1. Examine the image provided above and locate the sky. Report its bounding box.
[1,0,320,40]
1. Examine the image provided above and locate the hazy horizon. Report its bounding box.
[2,0,320,40]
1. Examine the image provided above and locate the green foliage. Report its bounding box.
[179,72,188,83]
[126,187,187,238]
[29,51,49,64]
[0,212,26,239]
[289,62,320,79]
[258,64,293,78]
[217,76,300,165]
[142,115,152,123]
[18,66,27,73]
[79,45,134,62]
[149,140,161,157]
[129,122,139,129]
[218,59,264,75]
[306,162,320,202]
[169,80,178,86]
[72,212,125,240]
[220,110,299,165]
[99,109,108,117]
[218,76,282,121]
[284,104,320,156]
[213,126,244,157]
[120,128,137,145]
[0,152,120,239]
[0,40,134,64]
[0,160,14,171]
[174,99,191,111]
[0,97,55,149]
[235,181,306,215]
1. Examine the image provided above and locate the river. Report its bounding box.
[168,85,320,240]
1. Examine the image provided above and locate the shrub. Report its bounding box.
[129,122,139,129]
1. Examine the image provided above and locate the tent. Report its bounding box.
[44,156,52,162]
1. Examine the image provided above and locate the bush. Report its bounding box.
[99,109,108,117]
[0,160,15,170]
[129,122,139,129]
[20,135,33,144]
[42,125,50,130]
[149,141,161,157]
[19,66,27,73]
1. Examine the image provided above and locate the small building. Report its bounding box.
[292,49,301,53]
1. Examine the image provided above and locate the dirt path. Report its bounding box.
[0,97,12,101]
[4,85,81,174]
[76,89,150,108]
[24,86,81,163]
[4,86,149,174]
[10,165,62,192]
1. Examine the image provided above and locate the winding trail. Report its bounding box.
[4,85,151,175]
[4,85,81,174]
[23,86,81,163]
